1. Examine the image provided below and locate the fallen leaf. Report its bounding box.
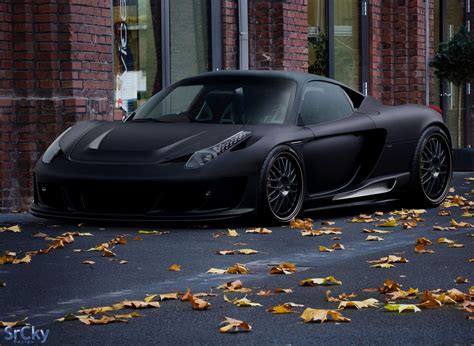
[299,276,342,286]
[78,303,124,314]
[225,295,262,307]
[448,243,464,248]
[371,263,395,268]
[384,304,421,313]
[321,220,336,225]
[351,214,376,223]
[270,262,297,274]
[300,308,351,323]
[275,288,293,294]
[446,288,467,301]
[378,217,399,227]
[219,317,252,333]
[237,249,258,255]
[338,298,380,310]
[450,219,473,228]
[366,235,384,241]
[325,290,357,302]
[113,312,143,319]
[319,245,334,253]
[144,294,158,303]
[256,290,272,296]
[379,279,401,293]
[56,313,90,322]
[368,255,408,264]
[0,318,27,327]
[226,229,240,237]
[436,237,455,244]
[267,304,294,314]
[290,218,313,230]
[363,229,391,234]
[245,228,272,234]
[226,263,249,274]
[331,243,345,250]
[455,276,469,284]
[138,230,169,235]
[0,224,21,233]
[119,260,128,265]
[159,293,179,301]
[121,300,161,309]
[416,237,433,245]
[133,236,142,241]
[78,315,128,325]
[415,244,434,254]
[32,232,49,238]
[190,296,211,310]
[433,225,456,231]
[438,210,451,216]
[216,280,251,293]
[386,288,419,301]
[217,250,235,255]
[169,264,181,272]
[82,260,95,265]
[207,268,228,274]
[101,248,116,257]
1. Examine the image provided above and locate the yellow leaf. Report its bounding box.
[0,224,21,233]
[169,264,181,271]
[245,227,272,234]
[56,313,90,322]
[113,312,143,319]
[319,245,334,253]
[386,288,419,300]
[189,294,211,310]
[384,304,421,313]
[290,218,313,230]
[448,243,464,248]
[338,298,380,309]
[436,237,455,244]
[101,248,116,257]
[433,225,456,231]
[377,217,399,227]
[219,317,252,333]
[267,304,294,314]
[230,296,262,307]
[159,293,179,301]
[450,219,473,228]
[216,279,252,292]
[368,255,408,264]
[299,276,342,286]
[300,308,351,323]
[144,294,158,303]
[227,229,240,237]
[78,303,124,314]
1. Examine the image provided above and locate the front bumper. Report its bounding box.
[31,156,259,222]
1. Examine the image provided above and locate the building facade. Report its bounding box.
[0,0,473,212]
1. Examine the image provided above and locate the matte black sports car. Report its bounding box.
[31,71,452,223]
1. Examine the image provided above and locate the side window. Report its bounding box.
[300,81,354,126]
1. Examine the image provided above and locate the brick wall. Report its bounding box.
[0,0,114,212]
[223,0,307,71]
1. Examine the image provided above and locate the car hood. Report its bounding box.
[68,122,246,164]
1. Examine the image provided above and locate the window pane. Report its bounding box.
[300,82,353,125]
[308,0,328,77]
[113,0,162,114]
[334,0,360,90]
[170,0,210,83]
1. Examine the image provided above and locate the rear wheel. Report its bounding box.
[258,147,304,223]
[406,126,452,206]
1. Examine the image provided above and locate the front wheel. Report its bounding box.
[258,147,304,223]
[406,126,452,206]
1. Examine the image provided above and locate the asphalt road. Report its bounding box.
[0,173,473,345]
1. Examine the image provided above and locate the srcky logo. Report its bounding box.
[3,325,50,344]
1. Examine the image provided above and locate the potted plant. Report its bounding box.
[430,26,474,147]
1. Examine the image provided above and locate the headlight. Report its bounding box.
[41,127,72,164]
[185,131,251,169]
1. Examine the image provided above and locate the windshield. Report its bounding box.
[129,78,296,125]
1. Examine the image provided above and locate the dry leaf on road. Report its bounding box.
[300,308,351,323]
[219,317,252,333]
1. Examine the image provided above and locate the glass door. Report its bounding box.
[434,0,466,148]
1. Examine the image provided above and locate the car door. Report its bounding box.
[300,81,375,196]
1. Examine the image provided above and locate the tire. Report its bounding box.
[405,126,452,206]
[257,146,304,223]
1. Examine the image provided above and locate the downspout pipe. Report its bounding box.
[425,0,430,105]
[238,0,249,70]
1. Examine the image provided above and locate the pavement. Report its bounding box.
[0,173,473,345]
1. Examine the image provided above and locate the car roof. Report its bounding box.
[182,70,344,87]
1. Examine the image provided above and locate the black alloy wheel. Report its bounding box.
[419,133,451,201]
[266,152,303,222]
